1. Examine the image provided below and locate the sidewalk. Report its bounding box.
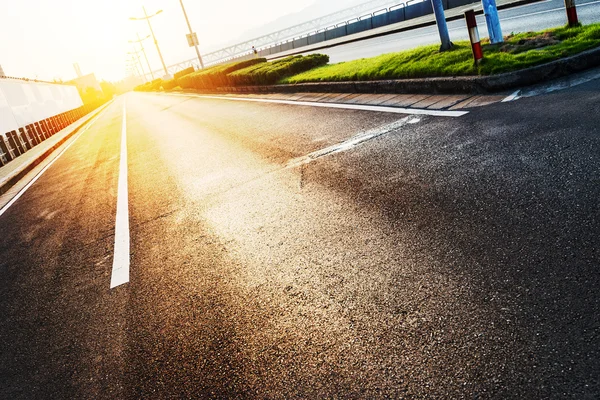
[207,91,507,110]
[0,103,110,197]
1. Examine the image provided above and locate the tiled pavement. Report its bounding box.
[212,92,509,110]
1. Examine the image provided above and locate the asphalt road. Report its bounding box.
[0,80,599,398]
[298,0,600,63]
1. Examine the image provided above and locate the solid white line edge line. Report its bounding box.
[164,93,469,117]
[0,104,110,219]
[110,101,130,289]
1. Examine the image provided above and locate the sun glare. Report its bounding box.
[2,0,325,81]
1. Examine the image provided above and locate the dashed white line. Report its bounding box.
[502,65,600,102]
[110,101,130,289]
[287,115,422,168]
[166,93,469,117]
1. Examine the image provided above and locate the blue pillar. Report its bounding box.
[431,0,453,50]
[482,0,503,44]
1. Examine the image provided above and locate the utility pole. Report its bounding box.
[130,33,155,80]
[127,58,142,79]
[130,7,169,78]
[128,49,147,82]
[178,0,204,69]
[430,0,453,51]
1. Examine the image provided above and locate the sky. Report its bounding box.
[0,0,352,82]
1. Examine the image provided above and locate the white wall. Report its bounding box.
[0,79,83,134]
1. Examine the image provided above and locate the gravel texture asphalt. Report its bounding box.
[0,79,598,399]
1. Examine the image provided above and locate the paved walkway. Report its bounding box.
[212,91,508,110]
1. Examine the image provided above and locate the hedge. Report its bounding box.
[227,54,329,86]
[134,78,163,92]
[133,54,330,91]
[174,66,195,80]
[178,58,267,90]
[162,78,180,90]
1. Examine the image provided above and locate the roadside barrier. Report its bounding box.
[32,125,41,145]
[47,117,55,135]
[0,101,107,170]
[18,128,33,151]
[41,120,51,138]
[13,130,27,155]
[5,132,19,159]
[0,136,12,166]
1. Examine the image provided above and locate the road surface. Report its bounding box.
[0,80,599,398]
[297,0,600,63]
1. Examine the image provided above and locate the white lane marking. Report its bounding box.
[110,101,130,289]
[166,93,468,117]
[0,106,109,219]
[502,90,521,102]
[518,68,600,98]
[502,66,600,101]
[287,115,422,168]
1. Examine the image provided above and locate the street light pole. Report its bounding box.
[130,33,155,81]
[128,49,147,82]
[127,58,142,79]
[130,7,169,78]
[178,0,204,69]
[143,6,168,77]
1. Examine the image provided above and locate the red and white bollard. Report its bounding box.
[465,9,483,65]
[564,0,579,27]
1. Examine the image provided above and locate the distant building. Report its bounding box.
[0,65,5,78]
[67,72,102,93]
[66,72,103,103]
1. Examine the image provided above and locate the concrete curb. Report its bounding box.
[209,46,600,95]
[0,101,112,197]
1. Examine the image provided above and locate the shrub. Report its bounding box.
[149,79,163,91]
[133,83,149,92]
[162,78,179,90]
[178,58,266,90]
[174,67,195,80]
[227,54,329,86]
[134,81,157,92]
